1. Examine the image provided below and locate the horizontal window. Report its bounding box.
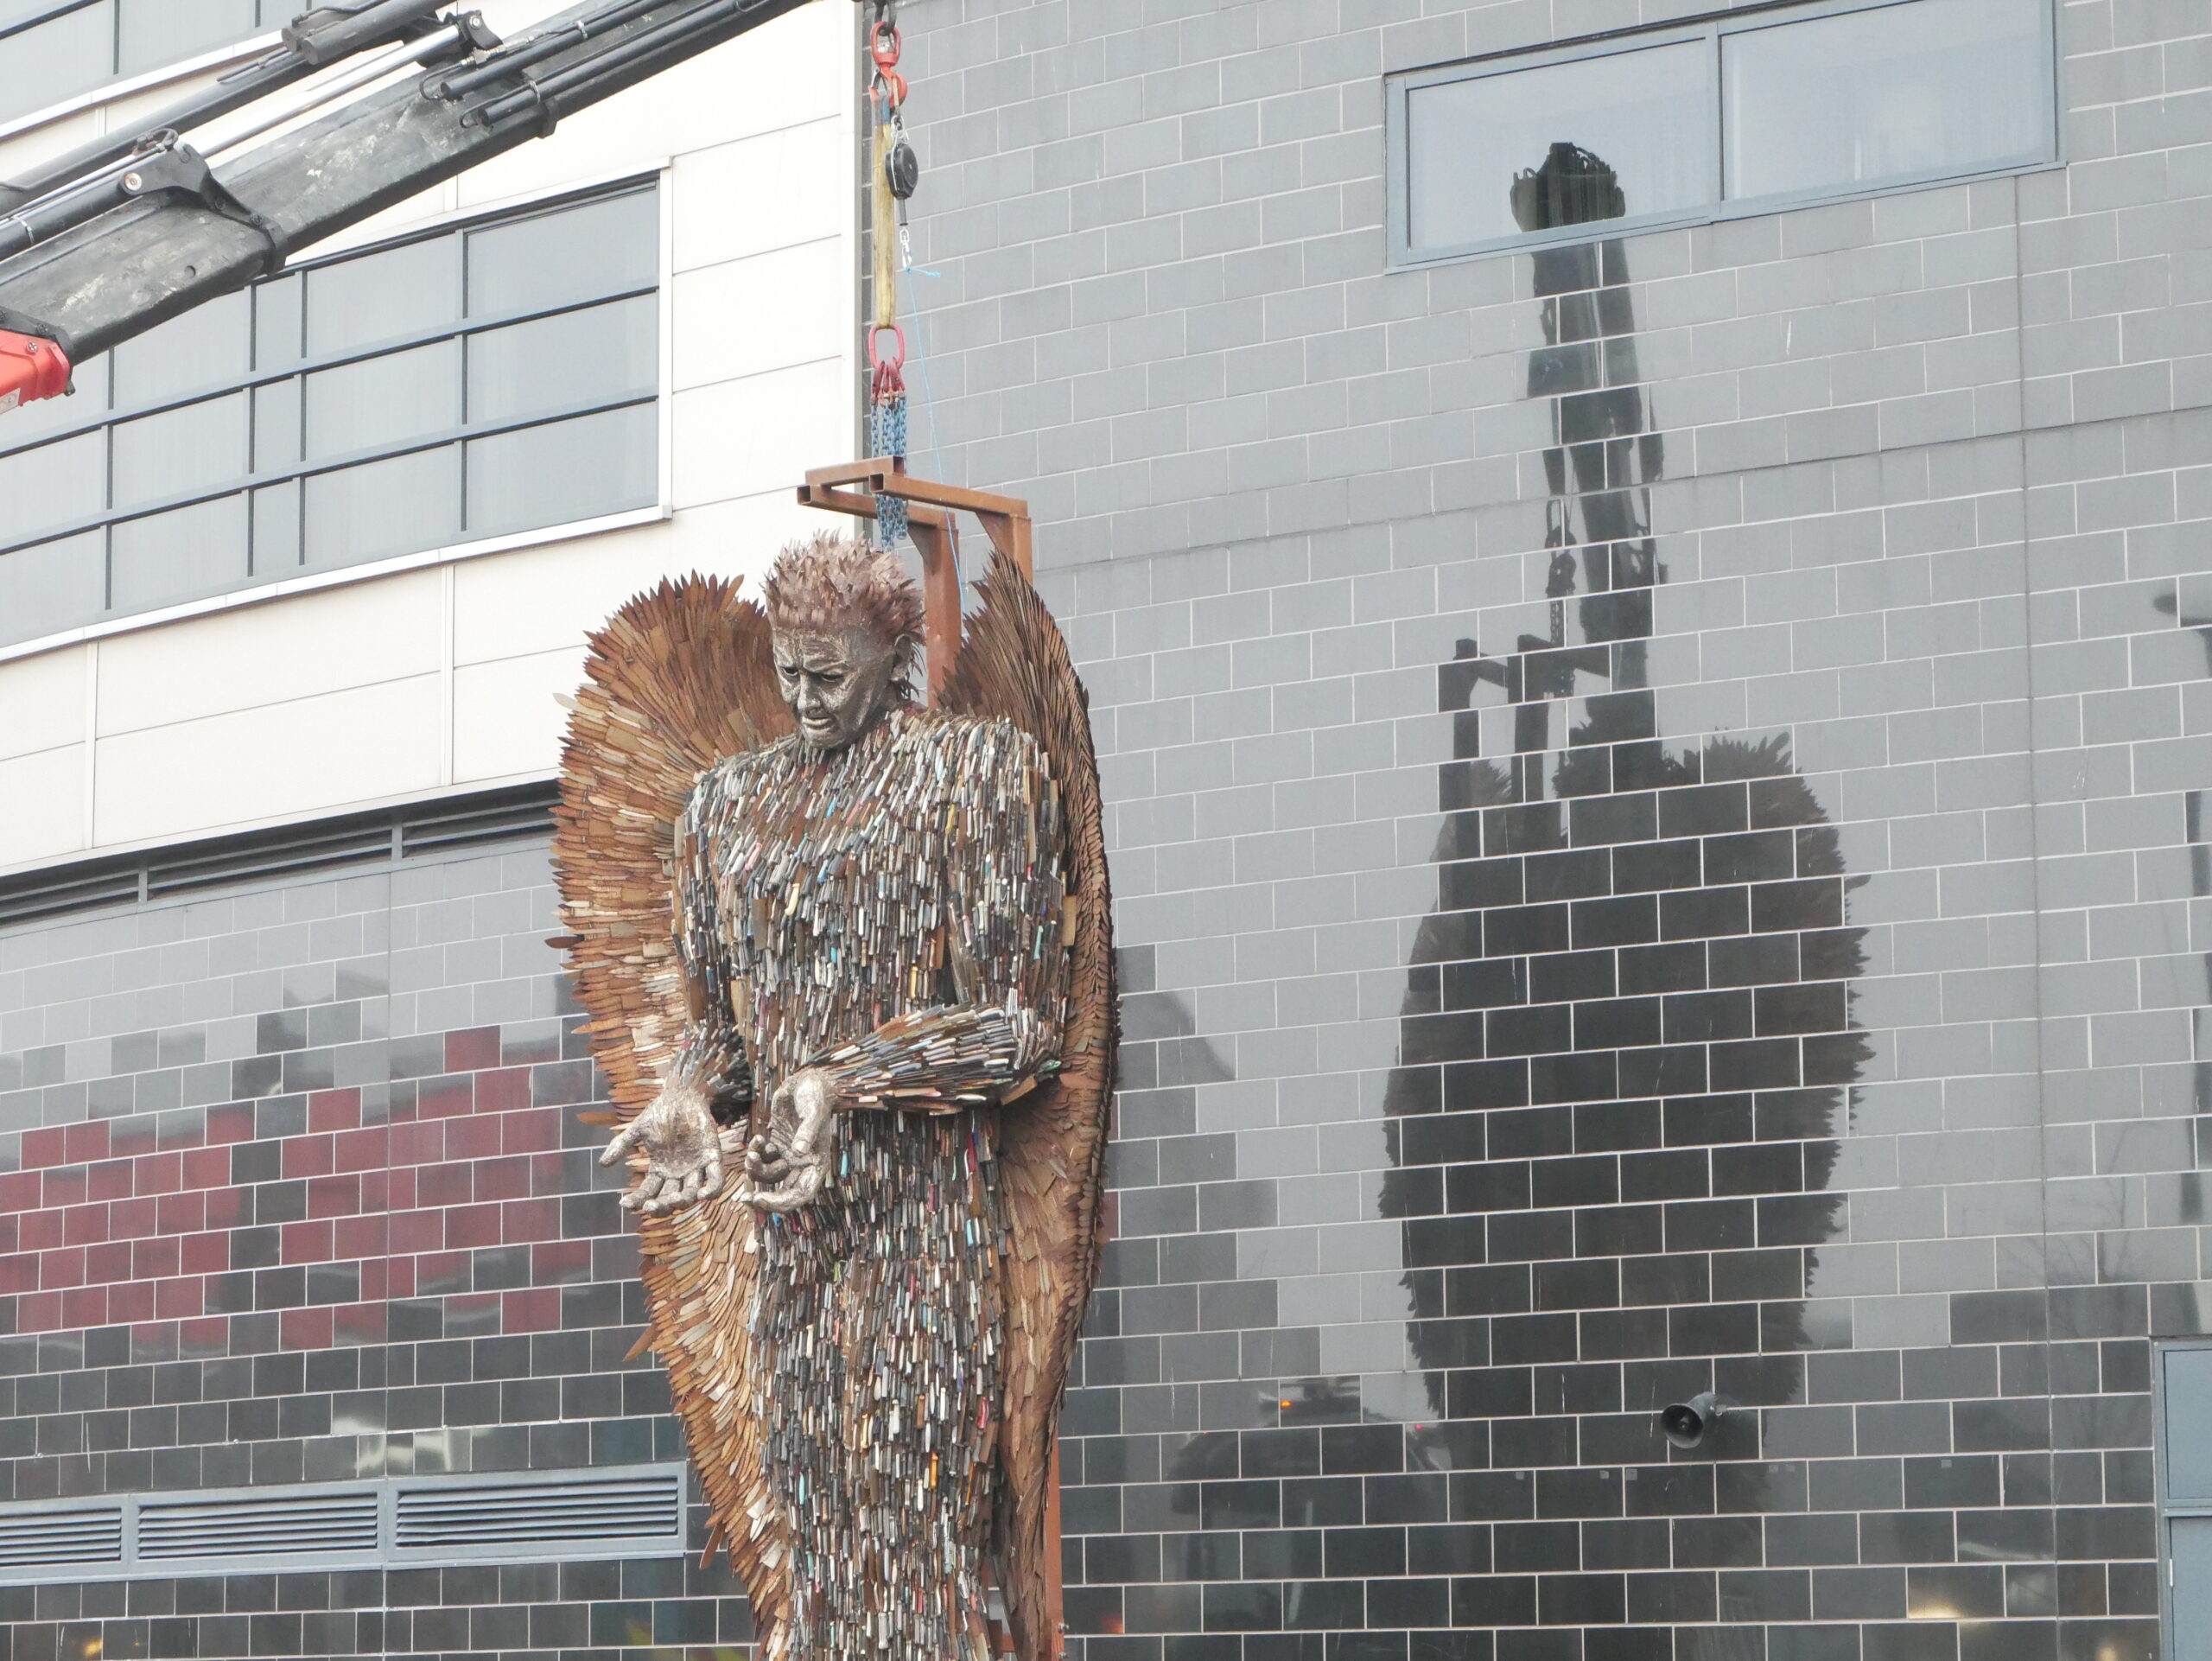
[1387,0,2056,264]
[2162,1343,2212,1658]
[0,181,663,648]
[0,0,283,126]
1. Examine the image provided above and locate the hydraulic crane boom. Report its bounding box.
[0,2,457,225]
[0,0,814,410]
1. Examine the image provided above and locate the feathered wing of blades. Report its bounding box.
[549,575,795,1643]
[939,550,1119,1661]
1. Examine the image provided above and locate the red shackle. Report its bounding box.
[0,330,69,414]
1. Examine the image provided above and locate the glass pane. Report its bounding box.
[467,296,657,427]
[0,531,105,645]
[111,392,250,509]
[0,353,109,447]
[302,340,461,461]
[0,431,105,546]
[2169,1350,2212,1503]
[303,446,461,568]
[118,0,257,76]
[251,480,299,572]
[466,188,658,318]
[111,290,251,410]
[0,4,112,126]
[109,495,250,612]
[1407,41,1713,250]
[2176,1518,2212,1659]
[304,236,461,357]
[255,275,303,371]
[253,378,301,472]
[466,404,656,539]
[1725,0,2049,200]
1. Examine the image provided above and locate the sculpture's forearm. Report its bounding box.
[810,1002,1060,1111]
[668,1018,752,1107]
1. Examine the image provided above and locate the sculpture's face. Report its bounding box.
[773,627,906,751]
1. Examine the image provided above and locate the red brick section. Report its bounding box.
[0,1025,590,1346]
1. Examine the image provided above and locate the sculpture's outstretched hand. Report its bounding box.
[601,1072,727,1216]
[740,1068,841,1214]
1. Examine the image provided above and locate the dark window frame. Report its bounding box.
[0,174,667,651]
[0,0,108,49]
[1384,0,2062,269]
[0,0,287,128]
[4,283,660,548]
[0,0,105,35]
[2158,1339,2212,1660]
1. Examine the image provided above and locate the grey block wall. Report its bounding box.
[895,2,2212,1659]
[0,844,757,1658]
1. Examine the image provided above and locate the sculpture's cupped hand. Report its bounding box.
[601,1074,728,1216]
[739,1067,841,1213]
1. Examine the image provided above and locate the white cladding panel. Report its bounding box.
[0,1,857,872]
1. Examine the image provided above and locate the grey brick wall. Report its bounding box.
[897,1,2212,1658]
[0,843,754,1658]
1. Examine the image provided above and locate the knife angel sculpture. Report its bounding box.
[551,537,1114,1661]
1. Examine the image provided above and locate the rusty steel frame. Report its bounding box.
[798,456,1036,698]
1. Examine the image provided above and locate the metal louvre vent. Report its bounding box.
[395,1473,683,1554]
[0,1506,123,1569]
[0,864,141,927]
[0,781,557,930]
[137,1489,380,1562]
[399,792,562,858]
[0,1462,684,1582]
[144,819,397,901]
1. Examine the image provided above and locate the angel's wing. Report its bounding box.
[938,551,1118,1661]
[549,576,795,1643]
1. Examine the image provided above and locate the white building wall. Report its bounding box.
[0,0,857,870]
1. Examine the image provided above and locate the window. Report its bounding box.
[1387,0,2056,265]
[0,0,284,126]
[0,182,662,649]
[2163,1343,2212,1655]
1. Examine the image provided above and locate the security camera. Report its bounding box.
[1659,1391,1732,1449]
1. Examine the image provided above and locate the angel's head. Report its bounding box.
[761,531,925,751]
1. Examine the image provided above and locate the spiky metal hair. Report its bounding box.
[760,531,925,659]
